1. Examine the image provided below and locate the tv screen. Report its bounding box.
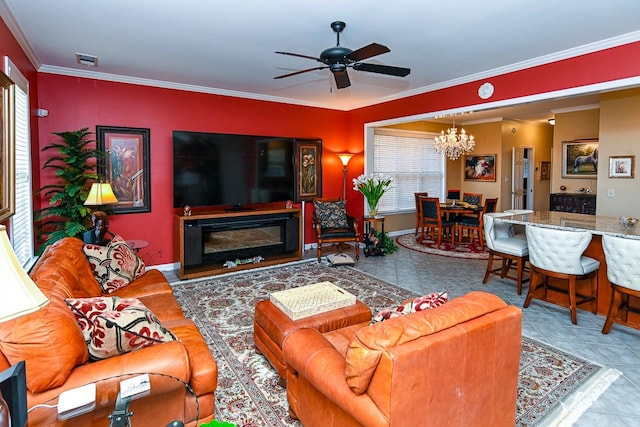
[0,361,27,427]
[173,131,299,209]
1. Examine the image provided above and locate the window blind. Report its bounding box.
[373,129,445,213]
[4,57,34,267]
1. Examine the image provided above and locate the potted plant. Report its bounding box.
[35,128,101,250]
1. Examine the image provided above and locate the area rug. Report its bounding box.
[171,261,619,426]
[396,232,490,259]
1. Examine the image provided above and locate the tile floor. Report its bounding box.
[164,239,640,426]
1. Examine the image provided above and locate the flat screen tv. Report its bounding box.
[0,361,27,427]
[173,131,305,209]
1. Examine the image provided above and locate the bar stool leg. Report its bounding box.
[568,276,578,325]
[602,286,620,334]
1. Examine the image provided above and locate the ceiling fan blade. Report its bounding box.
[275,51,322,61]
[274,66,328,79]
[334,71,351,89]
[353,62,411,77]
[347,43,390,61]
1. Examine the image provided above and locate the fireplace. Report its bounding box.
[183,212,299,268]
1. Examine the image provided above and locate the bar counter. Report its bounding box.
[501,211,639,328]
[501,211,640,240]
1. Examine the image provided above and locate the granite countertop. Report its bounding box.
[501,211,640,240]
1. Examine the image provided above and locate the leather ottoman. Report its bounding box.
[253,299,371,379]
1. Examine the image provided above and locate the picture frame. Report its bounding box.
[295,139,322,201]
[464,154,496,182]
[608,155,635,178]
[562,139,598,178]
[540,161,551,180]
[96,126,151,213]
[0,71,15,222]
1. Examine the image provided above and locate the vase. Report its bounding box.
[367,199,379,217]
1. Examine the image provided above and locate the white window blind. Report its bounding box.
[4,57,34,267]
[373,129,445,213]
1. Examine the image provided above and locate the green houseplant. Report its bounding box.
[36,128,101,250]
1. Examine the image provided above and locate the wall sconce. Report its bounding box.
[548,118,556,126]
[337,153,354,201]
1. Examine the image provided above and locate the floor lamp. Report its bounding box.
[337,153,353,201]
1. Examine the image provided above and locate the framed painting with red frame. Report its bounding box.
[96,126,151,213]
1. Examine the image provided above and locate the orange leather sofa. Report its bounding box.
[0,238,217,426]
[283,291,522,427]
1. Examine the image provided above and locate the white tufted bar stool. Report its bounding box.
[524,225,599,324]
[482,213,529,295]
[601,235,640,334]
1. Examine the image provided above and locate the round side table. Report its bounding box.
[126,239,149,253]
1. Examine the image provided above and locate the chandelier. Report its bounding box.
[433,120,475,160]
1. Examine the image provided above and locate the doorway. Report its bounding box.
[511,147,534,210]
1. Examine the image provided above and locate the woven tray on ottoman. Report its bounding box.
[269,281,356,320]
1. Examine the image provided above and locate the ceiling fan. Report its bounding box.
[274,21,411,89]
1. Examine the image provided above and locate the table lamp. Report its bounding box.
[84,182,118,209]
[447,189,460,206]
[0,224,50,427]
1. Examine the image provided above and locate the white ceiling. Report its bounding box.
[2,0,640,117]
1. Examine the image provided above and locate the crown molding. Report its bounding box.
[551,104,600,114]
[0,0,41,69]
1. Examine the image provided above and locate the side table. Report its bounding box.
[126,239,149,253]
[362,215,385,256]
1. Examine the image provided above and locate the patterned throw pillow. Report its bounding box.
[65,296,176,360]
[372,292,449,323]
[82,235,146,293]
[314,200,350,228]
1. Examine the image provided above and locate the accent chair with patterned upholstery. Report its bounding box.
[312,198,360,262]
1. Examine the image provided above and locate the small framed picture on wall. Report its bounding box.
[608,155,635,178]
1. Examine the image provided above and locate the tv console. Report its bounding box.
[174,207,302,279]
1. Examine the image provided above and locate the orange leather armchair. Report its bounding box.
[283,291,522,427]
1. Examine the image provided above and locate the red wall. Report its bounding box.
[0,16,40,231]
[35,75,348,264]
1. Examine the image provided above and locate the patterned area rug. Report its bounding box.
[397,233,490,259]
[171,261,619,427]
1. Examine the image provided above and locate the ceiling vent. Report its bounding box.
[76,53,98,67]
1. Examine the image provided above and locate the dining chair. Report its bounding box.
[482,212,529,295]
[414,192,429,236]
[457,197,498,249]
[523,225,599,324]
[462,192,483,206]
[600,234,640,334]
[418,196,455,247]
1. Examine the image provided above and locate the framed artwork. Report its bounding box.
[0,71,15,222]
[609,155,635,178]
[562,139,598,178]
[540,161,551,180]
[295,139,322,201]
[96,126,151,213]
[464,154,496,182]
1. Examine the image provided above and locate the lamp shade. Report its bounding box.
[0,225,49,322]
[337,153,354,167]
[84,182,118,206]
[447,189,461,200]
